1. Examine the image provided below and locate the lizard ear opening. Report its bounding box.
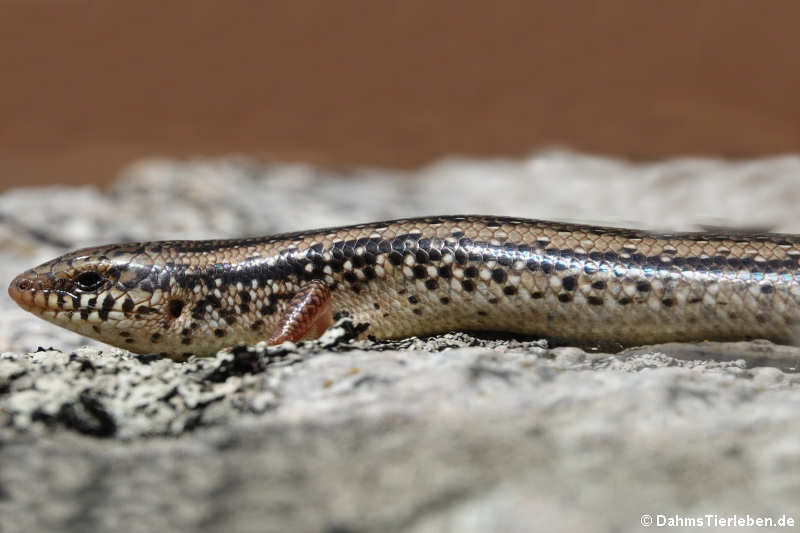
[167,299,185,319]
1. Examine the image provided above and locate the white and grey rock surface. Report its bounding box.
[2,151,800,532]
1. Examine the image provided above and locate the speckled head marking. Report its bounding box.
[8,241,292,359]
[9,215,800,359]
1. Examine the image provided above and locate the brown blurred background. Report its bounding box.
[1,0,799,191]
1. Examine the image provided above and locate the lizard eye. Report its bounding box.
[75,271,105,292]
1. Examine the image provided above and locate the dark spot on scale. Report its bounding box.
[530,291,543,299]
[438,265,452,278]
[343,272,357,284]
[92,325,101,333]
[636,281,651,292]
[122,298,135,313]
[464,266,479,278]
[503,286,518,296]
[239,291,251,304]
[80,309,90,320]
[388,252,403,266]
[688,297,702,304]
[488,297,499,304]
[561,275,576,291]
[363,267,376,280]
[181,338,191,345]
[251,320,264,331]
[440,297,450,305]
[461,280,475,292]
[491,269,507,284]
[373,302,381,310]
[412,265,427,279]
[221,309,237,325]
[260,304,276,315]
[98,309,110,321]
[413,308,423,316]
[329,259,344,272]
[497,255,512,267]
[168,299,185,319]
[760,284,774,294]
[425,279,439,290]
[150,333,161,343]
[119,331,131,338]
[591,280,606,290]
[587,296,604,306]
[662,297,676,307]
[214,329,226,337]
[126,338,135,344]
[558,293,573,303]
[618,297,632,305]
[477,310,488,316]
[87,297,97,309]
[408,295,419,304]
[756,314,769,324]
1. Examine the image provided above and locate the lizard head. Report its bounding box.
[8,243,188,357]
[9,240,283,359]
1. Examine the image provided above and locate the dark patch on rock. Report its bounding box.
[32,391,117,438]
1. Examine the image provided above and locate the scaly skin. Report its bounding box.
[9,215,800,360]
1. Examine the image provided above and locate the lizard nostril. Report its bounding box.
[8,273,36,306]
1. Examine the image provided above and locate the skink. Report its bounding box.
[9,215,800,359]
